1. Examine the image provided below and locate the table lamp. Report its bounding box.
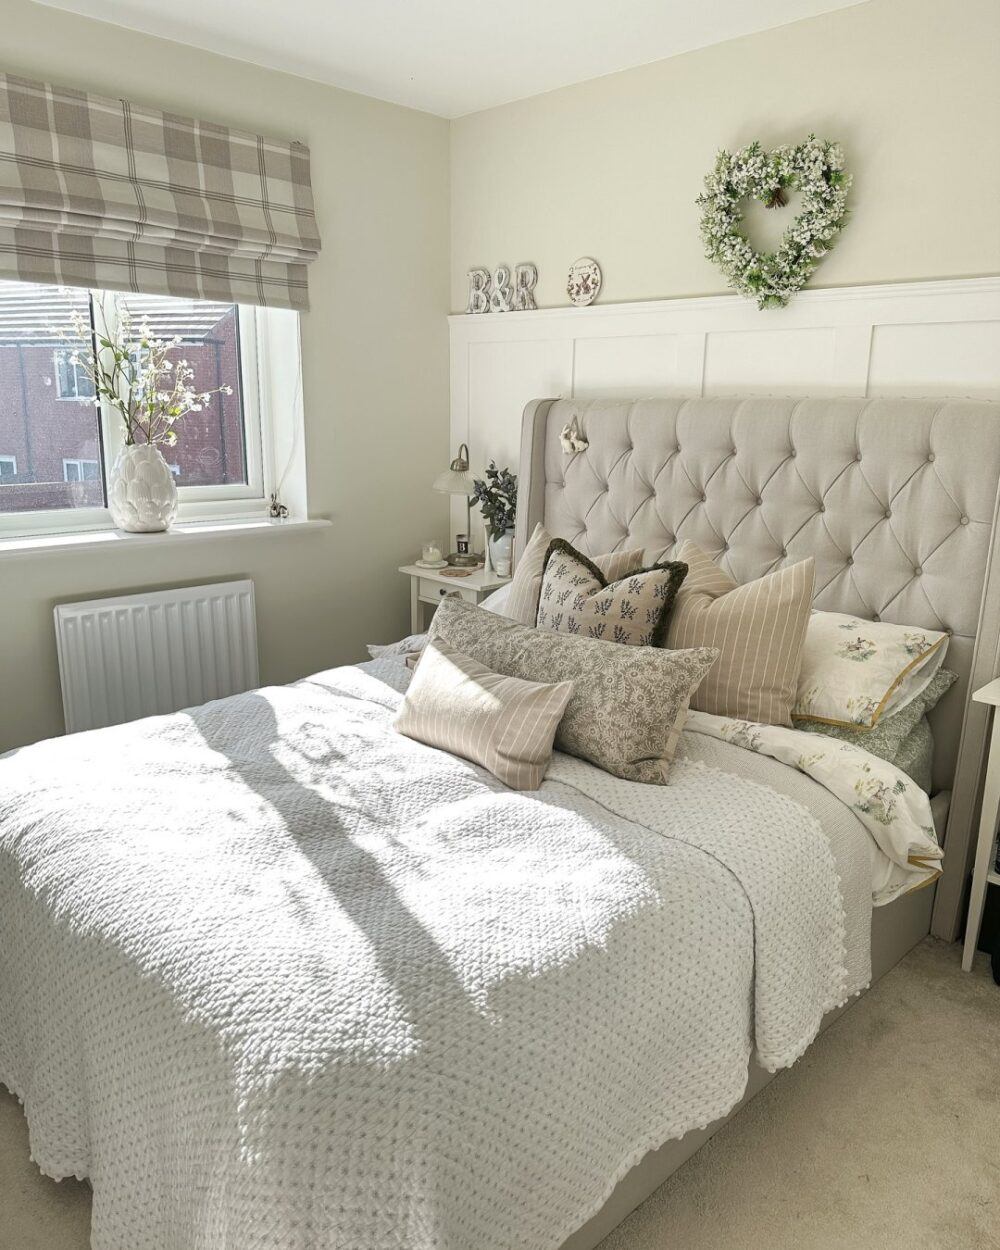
[433,442,481,567]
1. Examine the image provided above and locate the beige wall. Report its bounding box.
[451,0,1000,310]
[1,0,451,753]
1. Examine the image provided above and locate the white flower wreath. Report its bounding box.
[697,135,851,309]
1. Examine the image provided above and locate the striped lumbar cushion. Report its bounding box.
[394,638,573,790]
[505,523,645,626]
[665,541,815,726]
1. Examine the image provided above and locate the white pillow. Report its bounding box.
[366,632,427,661]
[480,583,513,614]
[366,585,512,668]
[793,610,948,729]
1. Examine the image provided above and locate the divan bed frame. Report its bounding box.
[508,396,1000,1250]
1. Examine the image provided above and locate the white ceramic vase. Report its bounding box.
[488,526,514,573]
[108,443,178,533]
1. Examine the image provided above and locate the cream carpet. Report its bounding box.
[1,938,997,1250]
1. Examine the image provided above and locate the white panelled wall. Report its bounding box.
[449,278,1000,534]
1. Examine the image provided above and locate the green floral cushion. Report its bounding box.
[428,596,718,784]
[796,669,957,791]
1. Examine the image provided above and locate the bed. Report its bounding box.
[2,395,1000,1250]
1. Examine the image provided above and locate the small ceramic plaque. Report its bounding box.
[567,257,602,306]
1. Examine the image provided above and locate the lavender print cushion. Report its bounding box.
[535,538,688,647]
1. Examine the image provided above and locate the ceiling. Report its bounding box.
[33,0,867,118]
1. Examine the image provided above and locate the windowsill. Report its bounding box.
[0,516,331,560]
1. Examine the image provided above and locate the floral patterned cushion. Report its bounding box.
[427,596,718,784]
[796,668,957,791]
[793,610,949,729]
[535,539,687,647]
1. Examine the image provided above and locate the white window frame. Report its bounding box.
[53,348,96,401]
[62,458,101,483]
[0,454,17,480]
[0,298,294,540]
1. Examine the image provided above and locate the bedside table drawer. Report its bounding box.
[402,564,508,634]
[418,577,477,602]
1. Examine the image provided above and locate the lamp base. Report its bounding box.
[446,551,482,568]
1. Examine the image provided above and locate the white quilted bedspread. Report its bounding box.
[0,664,849,1250]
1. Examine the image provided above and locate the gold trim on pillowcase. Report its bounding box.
[904,864,943,891]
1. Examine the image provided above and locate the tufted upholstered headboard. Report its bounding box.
[515,396,1000,939]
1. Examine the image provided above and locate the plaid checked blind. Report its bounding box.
[0,72,321,311]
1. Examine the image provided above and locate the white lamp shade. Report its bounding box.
[433,467,475,496]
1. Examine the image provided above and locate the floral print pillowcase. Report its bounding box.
[792,610,948,730]
[688,709,942,903]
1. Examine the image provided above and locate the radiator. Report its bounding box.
[54,580,259,734]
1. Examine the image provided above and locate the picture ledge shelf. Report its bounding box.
[0,517,331,561]
[447,275,1000,323]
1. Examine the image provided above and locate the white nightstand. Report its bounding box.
[962,677,1000,970]
[399,564,510,633]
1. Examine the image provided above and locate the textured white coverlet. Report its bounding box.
[1,664,849,1250]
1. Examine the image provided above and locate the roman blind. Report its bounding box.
[0,72,321,310]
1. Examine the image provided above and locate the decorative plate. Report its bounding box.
[567,257,602,306]
[416,558,449,569]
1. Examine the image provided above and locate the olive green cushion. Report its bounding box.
[796,669,957,792]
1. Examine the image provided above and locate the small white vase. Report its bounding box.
[488,527,514,573]
[108,444,178,533]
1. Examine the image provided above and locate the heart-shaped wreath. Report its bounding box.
[697,135,851,309]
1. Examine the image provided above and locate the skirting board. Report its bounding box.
[559,882,935,1250]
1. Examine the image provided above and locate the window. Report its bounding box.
[63,458,101,483]
[0,280,274,536]
[54,350,96,400]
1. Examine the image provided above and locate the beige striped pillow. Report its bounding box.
[665,541,815,726]
[394,638,573,790]
[505,523,645,626]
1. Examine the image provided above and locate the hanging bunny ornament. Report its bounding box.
[559,415,589,454]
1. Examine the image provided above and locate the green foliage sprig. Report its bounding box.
[472,462,517,541]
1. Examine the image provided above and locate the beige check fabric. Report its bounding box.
[395,638,573,790]
[666,541,815,726]
[506,523,645,626]
[0,72,321,310]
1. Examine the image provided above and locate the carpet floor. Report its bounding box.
[1,938,997,1250]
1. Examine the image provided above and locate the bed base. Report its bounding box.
[560,883,935,1250]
